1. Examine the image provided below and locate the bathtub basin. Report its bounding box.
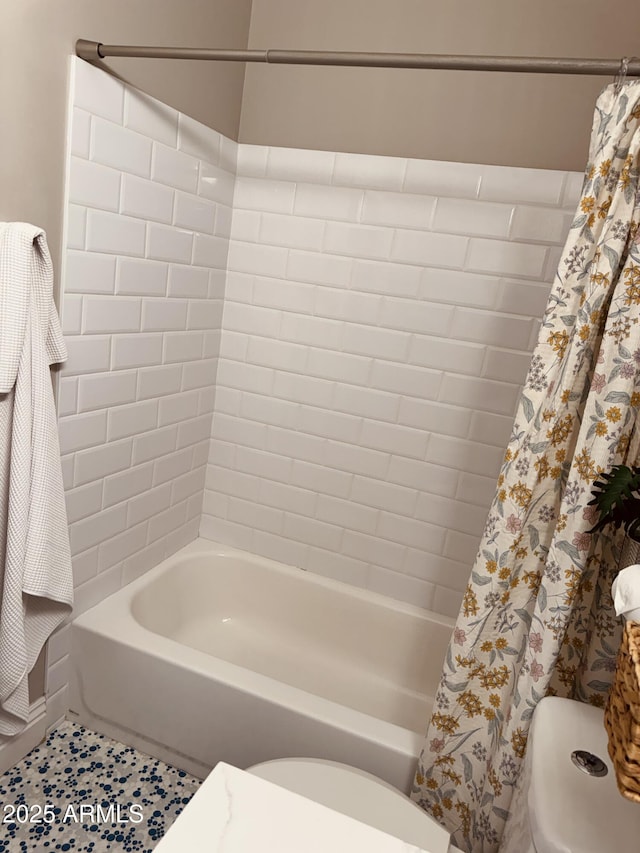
[69,539,454,791]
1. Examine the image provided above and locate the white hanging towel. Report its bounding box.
[0,222,72,737]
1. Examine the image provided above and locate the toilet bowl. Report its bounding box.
[248,757,463,853]
[250,696,640,853]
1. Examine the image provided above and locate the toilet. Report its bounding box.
[249,696,640,853]
[248,757,462,852]
[501,695,640,852]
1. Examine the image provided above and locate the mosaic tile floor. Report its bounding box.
[0,722,202,852]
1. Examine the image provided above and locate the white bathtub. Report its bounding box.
[69,539,454,792]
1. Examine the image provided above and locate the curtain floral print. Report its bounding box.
[412,80,640,853]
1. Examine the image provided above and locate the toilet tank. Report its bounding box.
[502,696,640,853]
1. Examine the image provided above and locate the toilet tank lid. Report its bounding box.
[527,697,640,853]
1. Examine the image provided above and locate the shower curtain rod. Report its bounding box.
[76,40,640,77]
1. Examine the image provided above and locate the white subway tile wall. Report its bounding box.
[46,59,234,730]
[201,142,581,618]
[46,57,583,738]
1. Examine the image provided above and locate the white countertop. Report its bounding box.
[154,762,431,852]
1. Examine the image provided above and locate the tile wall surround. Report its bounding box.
[43,58,236,734]
[36,57,583,758]
[201,144,583,618]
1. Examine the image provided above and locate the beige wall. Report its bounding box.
[1,0,252,278]
[240,0,640,171]
[5,0,639,273]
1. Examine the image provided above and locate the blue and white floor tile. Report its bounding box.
[0,722,201,851]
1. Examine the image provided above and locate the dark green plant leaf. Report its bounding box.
[588,464,640,534]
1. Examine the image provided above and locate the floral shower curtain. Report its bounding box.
[411,80,640,852]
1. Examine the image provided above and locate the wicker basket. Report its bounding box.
[604,620,640,802]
